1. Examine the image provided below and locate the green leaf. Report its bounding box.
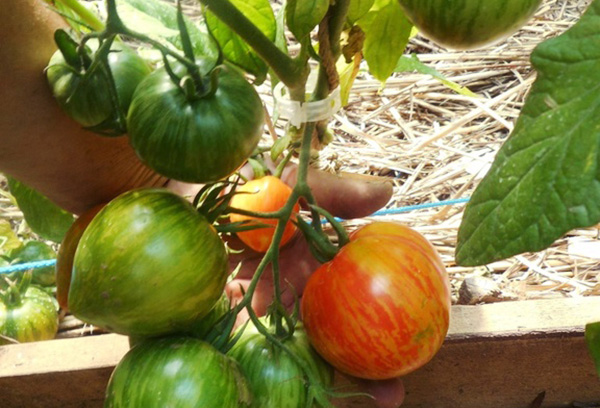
[119,0,218,62]
[285,0,329,41]
[206,0,276,82]
[6,178,74,243]
[0,220,22,255]
[360,0,412,83]
[456,1,600,266]
[586,322,600,377]
[347,0,375,24]
[395,54,478,97]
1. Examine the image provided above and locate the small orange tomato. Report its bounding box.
[229,176,299,253]
[55,203,105,311]
[301,222,451,380]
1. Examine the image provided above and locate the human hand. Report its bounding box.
[212,164,406,408]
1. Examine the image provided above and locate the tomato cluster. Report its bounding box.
[46,35,265,184]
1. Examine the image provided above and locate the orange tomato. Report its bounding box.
[300,222,451,380]
[229,176,299,253]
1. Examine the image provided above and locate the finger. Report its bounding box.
[226,234,320,315]
[281,165,394,219]
[333,373,406,408]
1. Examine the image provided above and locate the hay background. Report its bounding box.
[0,0,597,337]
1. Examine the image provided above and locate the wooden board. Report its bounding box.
[1,297,599,408]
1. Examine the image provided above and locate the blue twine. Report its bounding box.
[323,196,471,223]
[0,259,57,275]
[0,197,470,275]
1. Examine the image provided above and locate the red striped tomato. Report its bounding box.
[300,222,451,380]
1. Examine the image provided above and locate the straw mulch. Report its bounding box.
[309,0,598,304]
[0,0,597,338]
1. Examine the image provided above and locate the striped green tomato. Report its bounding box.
[105,336,252,408]
[127,62,265,183]
[227,319,333,408]
[46,36,151,135]
[0,284,59,345]
[398,0,543,49]
[69,188,229,338]
[301,222,451,380]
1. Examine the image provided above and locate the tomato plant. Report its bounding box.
[69,188,229,337]
[229,176,300,253]
[105,336,252,408]
[6,241,57,287]
[227,319,333,408]
[55,204,105,311]
[301,222,451,380]
[46,31,151,135]
[398,0,543,49]
[127,62,265,183]
[0,272,59,345]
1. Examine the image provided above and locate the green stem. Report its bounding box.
[197,0,308,92]
[311,0,350,101]
[327,0,351,58]
[96,0,200,79]
[52,0,105,31]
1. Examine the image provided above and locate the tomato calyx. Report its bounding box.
[0,270,33,309]
[295,204,350,264]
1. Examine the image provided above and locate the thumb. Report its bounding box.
[281,165,394,219]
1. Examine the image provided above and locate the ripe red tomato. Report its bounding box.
[300,222,451,380]
[229,176,299,253]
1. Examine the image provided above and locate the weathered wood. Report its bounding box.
[1,297,599,408]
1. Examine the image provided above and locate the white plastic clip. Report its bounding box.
[273,82,342,128]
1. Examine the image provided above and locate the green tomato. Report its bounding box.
[127,291,231,348]
[46,35,151,135]
[227,320,333,408]
[127,63,265,183]
[0,283,59,345]
[7,241,57,287]
[398,0,543,49]
[69,188,229,338]
[105,336,252,408]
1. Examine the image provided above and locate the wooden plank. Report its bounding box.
[0,297,599,408]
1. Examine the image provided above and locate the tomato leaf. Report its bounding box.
[0,220,22,255]
[285,0,329,41]
[347,0,375,24]
[456,1,600,266]
[586,322,600,378]
[6,178,74,243]
[395,54,478,97]
[206,0,276,83]
[119,0,218,62]
[360,0,412,83]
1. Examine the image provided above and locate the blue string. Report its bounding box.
[0,197,470,275]
[0,259,57,275]
[323,196,471,223]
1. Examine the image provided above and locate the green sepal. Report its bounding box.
[54,29,90,70]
